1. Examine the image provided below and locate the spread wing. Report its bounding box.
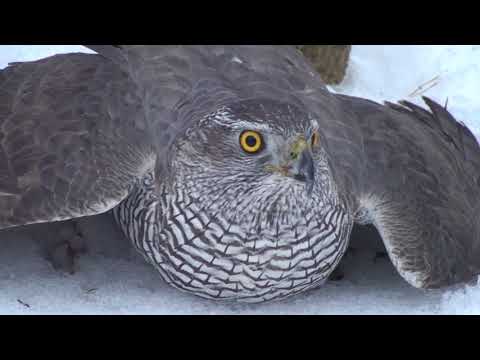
[338,94,480,289]
[0,52,154,229]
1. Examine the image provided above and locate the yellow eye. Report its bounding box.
[311,131,320,147]
[240,130,263,154]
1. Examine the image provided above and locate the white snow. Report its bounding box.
[0,45,479,314]
[333,45,480,139]
[0,45,95,69]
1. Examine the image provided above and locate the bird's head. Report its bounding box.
[150,99,351,302]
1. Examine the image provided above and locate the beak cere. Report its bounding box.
[289,137,315,194]
[265,136,315,195]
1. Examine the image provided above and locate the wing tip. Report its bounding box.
[386,96,479,153]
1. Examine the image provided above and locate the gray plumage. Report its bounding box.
[0,45,479,302]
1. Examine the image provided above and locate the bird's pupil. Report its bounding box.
[246,135,257,147]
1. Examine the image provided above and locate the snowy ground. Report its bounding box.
[0,45,479,314]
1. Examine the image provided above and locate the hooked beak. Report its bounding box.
[295,144,315,194]
[266,136,315,195]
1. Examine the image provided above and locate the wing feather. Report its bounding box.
[339,94,480,288]
[0,52,154,229]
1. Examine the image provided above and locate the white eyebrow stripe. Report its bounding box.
[209,112,273,132]
[228,120,272,132]
[232,56,243,64]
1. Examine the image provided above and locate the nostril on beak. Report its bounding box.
[293,173,307,182]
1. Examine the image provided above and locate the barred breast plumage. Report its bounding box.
[114,101,353,302]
